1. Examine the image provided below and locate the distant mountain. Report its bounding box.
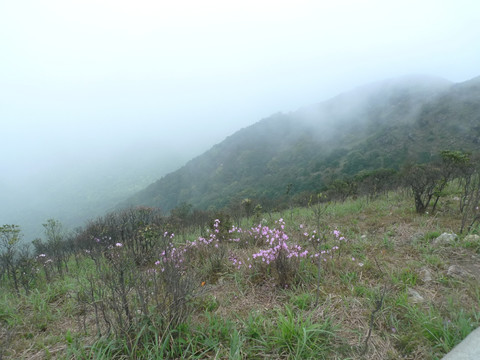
[123,75,480,212]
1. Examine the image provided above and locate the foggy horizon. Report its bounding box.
[1,0,480,240]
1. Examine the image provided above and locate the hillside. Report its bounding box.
[124,75,480,212]
[3,189,480,359]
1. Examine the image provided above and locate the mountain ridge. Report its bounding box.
[122,74,479,212]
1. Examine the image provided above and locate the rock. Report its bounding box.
[408,288,425,303]
[447,265,471,279]
[464,234,480,242]
[433,233,457,245]
[361,235,367,240]
[442,327,480,360]
[420,268,432,282]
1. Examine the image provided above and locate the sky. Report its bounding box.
[1,0,480,238]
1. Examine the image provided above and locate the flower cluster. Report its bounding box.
[246,219,309,265]
[143,218,364,286]
[153,232,187,273]
[93,235,112,244]
[229,255,245,270]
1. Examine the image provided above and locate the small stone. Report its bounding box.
[411,233,424,242]
[433,233,457,245]
[361,235,367,240]
[464,234,480,242]
[447,265,471,279]
[408,288,425,303]
[420,268,432,282]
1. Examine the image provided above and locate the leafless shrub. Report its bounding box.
[75,229,197,351]
[460,171,480,233]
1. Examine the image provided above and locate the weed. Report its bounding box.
[341,271,359,285]
[198,294,220,312]
[391,267,418,287]
[425,231,442,242]
[271,305,336,358]
[291,292,315,310]
[383,235,394,250]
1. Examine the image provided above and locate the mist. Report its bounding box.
[1,0,480,241]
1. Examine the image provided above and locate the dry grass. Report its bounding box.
[1,191,479,359]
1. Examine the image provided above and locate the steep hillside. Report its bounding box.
[124,75,480,211]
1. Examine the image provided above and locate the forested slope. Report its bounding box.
[124,75,480,211]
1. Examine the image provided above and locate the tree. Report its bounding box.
[17,244,36,295]
[242,198,253,220]
[460,170,480,233]
[356,168,398,199]
[42,219,68,276]
[403,164,442,214]
[0,224,21,295]
[430,150,472,213]
[170,202,193,240]
[286,183,295,221]
[327,178,358,202]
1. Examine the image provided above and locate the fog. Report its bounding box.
[1,0,480,241]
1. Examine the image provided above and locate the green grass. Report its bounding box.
[400,304,477,356]
[1,188,480,359]
[0,293,21,327]
[291,292,315,310]
[270,305,336,359]
[391,267,418,287]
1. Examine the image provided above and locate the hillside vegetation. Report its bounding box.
[124,75,480,213]
[1,176,480,359]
